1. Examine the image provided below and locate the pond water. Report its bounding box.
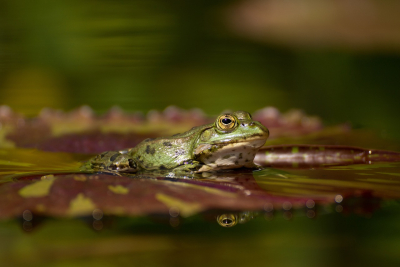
[0,107,400,266]
[1,143,400,266]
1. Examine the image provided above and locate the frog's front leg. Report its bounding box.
[170,160,203,173]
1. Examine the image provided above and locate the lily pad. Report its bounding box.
[0,106,399,220]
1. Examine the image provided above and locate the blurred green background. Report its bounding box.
[1,0,400,139]
[2,1,400,266]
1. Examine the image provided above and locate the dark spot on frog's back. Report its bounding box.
[128,159,136,168]
[163,142,172,147]
[239,153,243,159]
[145,145,156,155]
[175,148,185,156]
[136,156,144,164]
[159,165,167,170]
[235,160,239,165]
[109,153,120,162]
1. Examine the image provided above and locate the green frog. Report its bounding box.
[81,111,269,174]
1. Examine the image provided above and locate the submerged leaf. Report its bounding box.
[19,176,56,198]
[108,185,130,195]
[68,193,97,217]
[155,193,204,218]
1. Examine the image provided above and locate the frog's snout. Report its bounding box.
[252,121,269,137]
[241,121,262,128]
[258,123,269,134]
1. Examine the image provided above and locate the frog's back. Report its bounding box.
[129,124,211,170]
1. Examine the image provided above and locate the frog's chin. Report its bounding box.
[195,138,266,172]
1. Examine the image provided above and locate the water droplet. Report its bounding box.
[335,195,343,203]
[169,207,180,217]
[264,212,274,221]
[92,209,103,220]
[283,211,292,220]
[282,202,292,211]
[264,203,273,212]
[22,210,33,222]
[92,220,103,231]
[22,221,33,232]
[336,205,343,213]
[170,217,180,228]
[306,199,315,209]
[306,210,315,219]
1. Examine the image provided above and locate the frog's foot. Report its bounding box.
[171,160,203,173]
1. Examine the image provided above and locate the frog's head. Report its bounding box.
[194,111,269,172]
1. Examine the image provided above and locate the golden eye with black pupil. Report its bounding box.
[222,118,231,124]
[217,114,236,130]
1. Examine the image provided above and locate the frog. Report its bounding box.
[80,111,269,174]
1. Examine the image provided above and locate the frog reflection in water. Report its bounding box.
[81,111,269,174]
[217,212,257,227]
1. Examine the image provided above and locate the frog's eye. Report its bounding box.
[217,114,237,131]
[217,214,237,227]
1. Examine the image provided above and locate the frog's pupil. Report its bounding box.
[222,118,231,124]
[223,218,233,225]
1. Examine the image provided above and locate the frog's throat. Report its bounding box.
[196,139,265,172]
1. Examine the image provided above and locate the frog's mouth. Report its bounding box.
[210,134,268,147]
